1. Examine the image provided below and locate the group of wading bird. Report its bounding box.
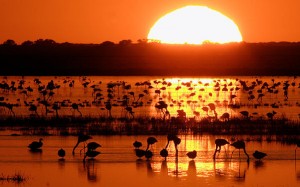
[134,136,269,162]
[27,134,101,162]
[27,134,300,163]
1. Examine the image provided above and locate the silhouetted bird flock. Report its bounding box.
[27,135,300,163]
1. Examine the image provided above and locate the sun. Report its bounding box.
[147,6,242,44]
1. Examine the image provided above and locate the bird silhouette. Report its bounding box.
[83,150,100,162]
[58,148,66,158]
[253,150,267,160]
[135,149,146,159]
[160,148,168,160]
[187,150,197,159]
[145,150,153,160]
[133,141,142,149]
[146,137,157,151]
[231,140,249,162]
[86,142,101,151]
[28,138,43,150]
[213,139,229,159]
[72,134,92,155]
[165,134,177,148]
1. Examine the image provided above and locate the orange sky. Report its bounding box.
[1,0,300,44]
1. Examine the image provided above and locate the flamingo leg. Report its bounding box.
[243,148,250,161]
[231,149,235,159]
[213,145,218,160]
[72,141,80,155]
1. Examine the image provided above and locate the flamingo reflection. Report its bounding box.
[187,160,197,176]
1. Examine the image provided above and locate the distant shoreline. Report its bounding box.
[1,41,300,76]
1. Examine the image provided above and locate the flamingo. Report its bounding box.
[160,148,168,160]
[58,148,66,159]
[146,137,157,151]
[213,139,229,159]
[133,141,142,149]
[72,134,92,155]
[231,140,249,162]
[83,142,101,152]
[187,150,197,159]
[28,138,43,150]
[253,150,267,161]
[165,134,178,148]
[135,149,146,159]
[145,150,153,160]
[83,150,101,162]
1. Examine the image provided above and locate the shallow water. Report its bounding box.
[0,135,299,187]
[0,75,300,121]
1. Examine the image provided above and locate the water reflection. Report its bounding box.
[83,160,99,182]
[57,158,65,170]
[0,135,299,186]
[253,160,265,169]
[28,149,42,153]
[233,161,248,182]
[187,160,197,177]
[213,161,229,181]
[147,161,154,177]
[160,160,168,176]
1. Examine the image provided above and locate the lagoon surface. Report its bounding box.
[0,76,300,186]
[0,75,300,120]
[0,135,299,187]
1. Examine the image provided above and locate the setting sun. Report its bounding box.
[148,6,243,44]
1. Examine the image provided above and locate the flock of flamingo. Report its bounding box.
[0,76,300,123]
[27,134,300,164]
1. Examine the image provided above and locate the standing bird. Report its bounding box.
[133,141,142,149]
[165,134,178,148]
[146,137,157,151]
[187,150,197,159]
[72,134,92,155]
[83,150,100,162]
[231,140,249,162]
[86,142,101,151]
[28,138,43,150]
[253,150,267,161]
[145,150,153,160]
[135,149,146,159]
[160,148,168,160]
[58,148,66,159]
[213,139,229,159]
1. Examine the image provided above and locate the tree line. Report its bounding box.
[1,39,300,76]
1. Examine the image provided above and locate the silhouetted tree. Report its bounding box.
[21,40,34,46]
[100,41,115,47]
[2,39,17,46]
[34,39,56,46]
[118,39,132,46]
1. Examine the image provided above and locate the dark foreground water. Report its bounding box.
[0,135,299,187]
